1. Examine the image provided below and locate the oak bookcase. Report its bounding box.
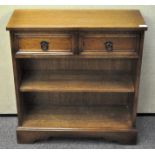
[6,9,147,144]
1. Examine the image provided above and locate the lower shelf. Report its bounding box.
[18,105,135,144]
[22,105,132,130]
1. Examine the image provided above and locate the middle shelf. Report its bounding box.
[20,71,135,93]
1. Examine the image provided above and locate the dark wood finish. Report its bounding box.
[20,71,134,93]
[9,32,24,125]
[23,92,130,106]
[132,31,145,124]
[80,33,139,53]
[17,128,137,144]
[20,59,135,71]
[17,32,73,53]
[7,9,147,144]
[15,51,139,59]
[22,105,132,129]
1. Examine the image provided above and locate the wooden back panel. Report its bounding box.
[20,58,135,72]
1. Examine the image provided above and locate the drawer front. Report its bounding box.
[80,33,139,53]
[17,33,73,52]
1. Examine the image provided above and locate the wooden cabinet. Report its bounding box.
[6,9,147,144]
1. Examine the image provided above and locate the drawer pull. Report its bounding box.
[40,41,49,51]
[104,41,113,51]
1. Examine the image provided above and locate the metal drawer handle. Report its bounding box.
[104,41,113,51]
[40,41,49,51]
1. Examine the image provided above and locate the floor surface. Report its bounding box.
[0,116,155,149]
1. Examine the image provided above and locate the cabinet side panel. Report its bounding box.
[132,31,145,124]
[10,31,23,125]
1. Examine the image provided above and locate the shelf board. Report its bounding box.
[15,51,139,59]
[22,105,132,130]
[20,71,134,93]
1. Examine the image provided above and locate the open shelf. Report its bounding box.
[20,71,134,93]
[22,105,132,130]
[15,51,139,59]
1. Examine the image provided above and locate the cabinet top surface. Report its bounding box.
[6,9,147,30]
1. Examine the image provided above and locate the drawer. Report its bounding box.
[17,33,73,53]
[80,33,139,53]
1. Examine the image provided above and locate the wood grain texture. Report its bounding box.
[23,92,130,106]
[6,9,147,30]
[18,34,73,52]
[17,127,137,144]
[132,31,145,124]
[22,105,132,129]
[15,51,139,59]
[14,31,140,56]
[9,32,24,125]
[81,33,138,52]
[20,71,134,93]
[20,59,135,71]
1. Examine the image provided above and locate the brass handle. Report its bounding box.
[104,41,113,51]
[40,41,49,51]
